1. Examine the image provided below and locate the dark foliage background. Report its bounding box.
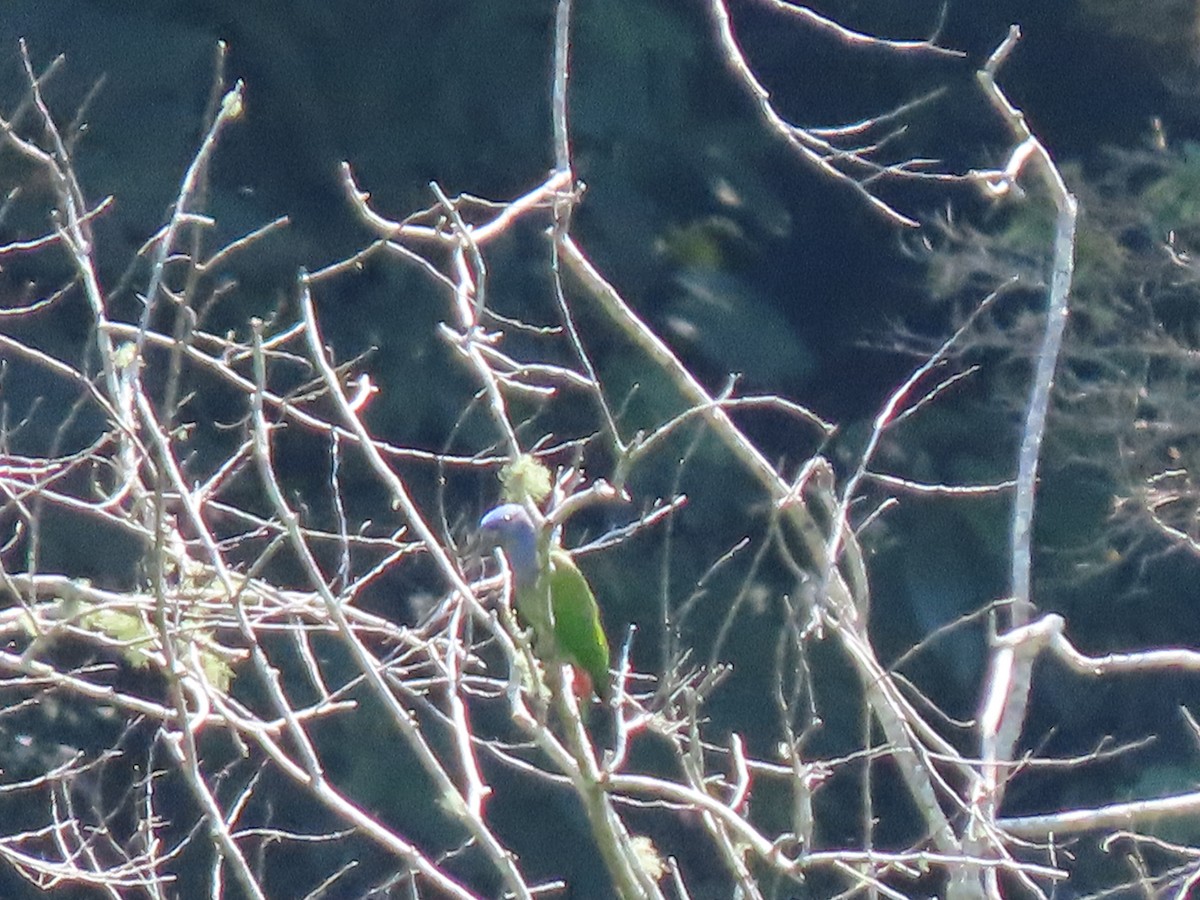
[5,0,1200,896]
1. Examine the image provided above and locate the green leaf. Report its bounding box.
[81,608,154,669]
[499,454,552,505]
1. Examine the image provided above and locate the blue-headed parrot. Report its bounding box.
[479,504,611,702]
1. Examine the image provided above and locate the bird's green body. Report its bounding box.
[480,504,611,702]
[543,548,611,701]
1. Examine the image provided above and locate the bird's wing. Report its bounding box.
[548,549,611,700]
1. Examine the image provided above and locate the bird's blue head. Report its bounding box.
[479,503,539,589]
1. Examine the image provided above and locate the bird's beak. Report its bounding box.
[461,530,488,565]
[466,526,511,582]
[455,526,489,586]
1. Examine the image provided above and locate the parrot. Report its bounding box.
[478,503,611,703]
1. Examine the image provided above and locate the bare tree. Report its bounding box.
[3,4,1200,898]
